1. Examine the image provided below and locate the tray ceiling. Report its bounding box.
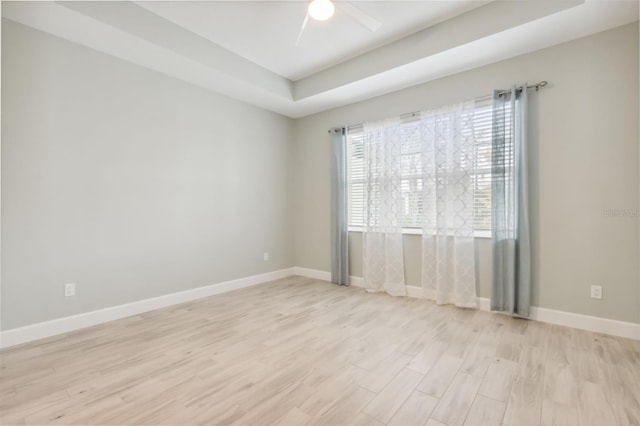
[3,1,638,118]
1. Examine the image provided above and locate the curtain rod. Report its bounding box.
[497,80,548,97]
[328,80,548,133]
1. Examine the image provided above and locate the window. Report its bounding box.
[346,97,496,235]
[473,98,494,232]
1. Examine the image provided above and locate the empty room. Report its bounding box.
[1,1,638,425]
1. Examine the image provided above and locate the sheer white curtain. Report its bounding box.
[362,119,406,297]
[420,101,477,307]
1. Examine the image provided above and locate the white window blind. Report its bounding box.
[473,97,494,232]
[346,97,499,232]
[346,124,365,227]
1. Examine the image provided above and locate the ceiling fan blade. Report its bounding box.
[295,12,310,46]
[336,2,381,32]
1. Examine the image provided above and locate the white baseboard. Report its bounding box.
[528,306,640,340]
[292,267,331,281]
[477,297,492,312]
[3,266,638,349]
[295,268,640,340]
[0,267,295,349]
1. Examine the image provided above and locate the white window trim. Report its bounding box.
[348,226,492,239]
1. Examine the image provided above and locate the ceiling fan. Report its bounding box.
[296,0,382,46]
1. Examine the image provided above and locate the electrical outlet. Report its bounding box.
[590,285,602,299]
[64,283,76,297]
[263,252,269,261]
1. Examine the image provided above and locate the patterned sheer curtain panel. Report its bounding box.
[420,101,478,307]
[362,118,407,297]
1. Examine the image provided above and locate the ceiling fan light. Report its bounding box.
[308,0,335,21]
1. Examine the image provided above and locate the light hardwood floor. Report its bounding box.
[1,276,638,426]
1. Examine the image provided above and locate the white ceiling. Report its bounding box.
[2,1,639,118]
[135,1,486,81]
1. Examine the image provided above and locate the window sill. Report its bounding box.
[348,226,492,239]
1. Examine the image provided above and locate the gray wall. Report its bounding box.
[293,23,640,324]
[1,20,295,330]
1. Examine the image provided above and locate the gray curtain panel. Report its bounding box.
[491,85,531,317]
[330,127,349,285]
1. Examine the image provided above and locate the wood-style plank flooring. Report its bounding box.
[1,276,638,425]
